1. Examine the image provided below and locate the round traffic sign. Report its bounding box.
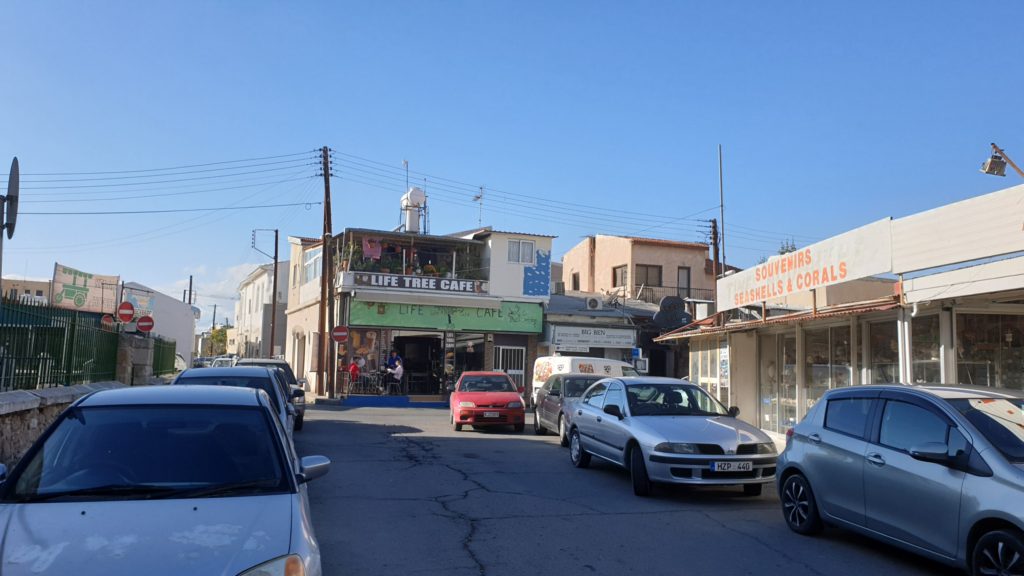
[137,315,154,333]
[331,325,349,343]
[117,301,135,323]
[101,314,115,329]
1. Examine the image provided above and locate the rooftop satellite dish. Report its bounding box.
[6,157,18,239]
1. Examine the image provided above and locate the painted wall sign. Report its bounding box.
[717,218,892,312]
[350,300,542,333]
[552,325,636,349]
[353,272,488,294]
[52,262,120,314]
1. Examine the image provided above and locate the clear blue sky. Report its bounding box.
[2,1,1022,329]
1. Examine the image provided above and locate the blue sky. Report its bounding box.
[2,1,1022,329]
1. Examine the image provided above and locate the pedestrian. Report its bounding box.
[387,350,403,371]
[386,359,404,395]
[347,359,361,391]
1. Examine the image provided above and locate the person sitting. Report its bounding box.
[386,359,404,395]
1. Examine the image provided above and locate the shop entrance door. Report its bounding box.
[495,346,527,389]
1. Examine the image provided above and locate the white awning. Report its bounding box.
[351,290,503,309]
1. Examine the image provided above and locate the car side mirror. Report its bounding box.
[297,378,309,391]
[297,455,331,483]
[446,384,455,393]
[909,442,953,465]
[728,406,740,418]
[603,404,624,420]
[287,404,297,417]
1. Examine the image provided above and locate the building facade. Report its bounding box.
[284,236,323,389]
[235,262,289,358]
[122,281,198,364]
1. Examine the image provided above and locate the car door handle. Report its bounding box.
[596,416,602,423]
[577,410,583,416]
[808,433,821,444]
[866,453,886,467]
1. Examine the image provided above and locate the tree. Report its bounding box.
[209,327,227,356]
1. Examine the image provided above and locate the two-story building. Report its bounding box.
[335,225,553,398]
[234,262,289,358]
[284,236,324,389]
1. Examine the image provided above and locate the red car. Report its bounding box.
[449,371,526,433]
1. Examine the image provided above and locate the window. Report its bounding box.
[912,315,940,384]
[879,401,949,452]
[35,290,43,297]
[824,397,873,438]
[635,265,662,287]
[302,247,322,284]
[507,239,535,264]
[870,322,898,383]
[805,326,852,410]
[677,267,691,298]
[548,376,561,395]
[604,384,625,411]
[957,314,1024,389]
[583,383,607,408]
[571,272,580,291]
[612,265,627,288]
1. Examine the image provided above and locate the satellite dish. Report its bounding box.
[6,157,18,239]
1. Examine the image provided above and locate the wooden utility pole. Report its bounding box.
[318,146,334,397]
[711,218,720,324]
[269,228,279,358]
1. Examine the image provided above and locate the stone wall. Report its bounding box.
[0,382,126,469]
[116,333,154,386]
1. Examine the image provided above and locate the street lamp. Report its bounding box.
[981,143,1024,178]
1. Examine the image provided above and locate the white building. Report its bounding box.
[285,236,324,389]
[122,281,198,364]
[235,262,289,358]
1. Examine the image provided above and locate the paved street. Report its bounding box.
[295,405,961,576]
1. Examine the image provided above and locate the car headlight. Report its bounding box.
[238,554,304,576]
[507,401,523,409]
[756,442,777,455]
[459,401,476,408]
[654,442,698,454]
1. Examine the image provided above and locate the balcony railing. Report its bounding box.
[632,285,715,304]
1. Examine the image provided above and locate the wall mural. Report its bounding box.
[523,249,551,297]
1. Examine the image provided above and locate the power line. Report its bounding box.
[6,150,317,177]
[24,201,322,216]
[22,175,315,203]
[17,163,318,190]
[19,157,317,183]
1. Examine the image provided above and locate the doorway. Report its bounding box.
[495,345,527,388]
[393,335,443,394]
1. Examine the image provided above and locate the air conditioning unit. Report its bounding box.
[554,281,566,295]
[585,297,603,310]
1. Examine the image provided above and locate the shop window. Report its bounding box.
[958,314,1024,389]
[612,265,627,288]
[870,322,898,383]
[759,333,798,434]
[805,326,852,411]
[507,239,535,264]
[912,315,940,384]
[689,342,700,385]
[635,265,662,287]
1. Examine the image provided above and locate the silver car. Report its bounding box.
[777,385,1024,576]
[569,377,777,496]
[534,373,605,446]
[0,385,329,576]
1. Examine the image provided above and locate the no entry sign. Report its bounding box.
[137,315,155,333]
[331,325,349,343]
[101,314,114,329]
[117,301,135,323]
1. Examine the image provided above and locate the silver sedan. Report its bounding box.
[569,377,777,496]
[0,385,330,576]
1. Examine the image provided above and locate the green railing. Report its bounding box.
[0,298,118,392]
[153,337,178,376]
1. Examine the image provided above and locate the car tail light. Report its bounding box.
[786,428,794,439]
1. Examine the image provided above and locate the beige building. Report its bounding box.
[3,278,52,304]
[284,236,323,390]
[561,235,718,306]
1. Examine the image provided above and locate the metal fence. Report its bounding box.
[153,337,178,376]
[632,285,716,304]
[0,298,118,392]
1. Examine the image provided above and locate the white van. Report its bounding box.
[531,356,638,405]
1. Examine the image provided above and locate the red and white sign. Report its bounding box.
[116,301,135,323]
[101,314,115,329]
[136,315,154,333]
[331,325,349,343]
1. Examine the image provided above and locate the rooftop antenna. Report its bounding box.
[473,186,484,227]
[403,159,409,190]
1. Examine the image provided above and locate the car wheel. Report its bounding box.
[559,415,568,447]
[533,410,546,435]
[743,483,763,497]
[451,412,462,432]
[781,474,822,535]
[293,415,304,431]
[570,428,591,468]
[630,444,652,497]
[513,423,525,433]
[972,529,1024,576]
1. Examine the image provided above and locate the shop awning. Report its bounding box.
[351,289,503,310]
[655,297,901,342]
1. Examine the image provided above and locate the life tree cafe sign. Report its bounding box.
[350,301,542,333]
[353,272,488,294]
[717,218,893,312]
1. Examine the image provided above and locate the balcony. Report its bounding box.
[340,229,488,282]
[632,285,715,304]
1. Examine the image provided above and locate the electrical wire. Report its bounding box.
[7,150,317,177]
[22,175,315,203]
[24,202,320,216]
[18,164,319,190]
[20,157,319,183]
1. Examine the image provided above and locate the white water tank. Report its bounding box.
[401,187,426,233]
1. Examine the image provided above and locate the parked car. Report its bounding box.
[210,356,235,368]
[235,358,307,430]
[778,384,1024,575]
[448,371,526,433]
[569,377,777,497]
[0,385,330,576]
[172,366,300,443]
[531,356,638,406]
[534,372,605,446]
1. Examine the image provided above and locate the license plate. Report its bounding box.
[711,461,752,472]
[483,411,499,418]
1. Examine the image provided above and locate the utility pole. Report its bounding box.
[718,145,727,274]
[318,146,334,397]
[212,304,217,328]
[188,275,194,305]
[182,290,187,303]
[271,229,279,358]
[711,218,720,324]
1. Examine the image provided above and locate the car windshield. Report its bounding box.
[176,376,281,413]
[241,361,298,386]
[626,383,728,417]
[565,377,602,397]
[622,367,639,377]
[3,405,288,502]
[949,398,1024,463]
[460,376,515,392]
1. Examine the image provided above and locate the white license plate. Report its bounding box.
[483,411,499,418]
[711,461,752,472]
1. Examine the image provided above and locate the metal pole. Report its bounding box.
[188,275,194,305]
[719,144,726,273]
[270,229,279,358]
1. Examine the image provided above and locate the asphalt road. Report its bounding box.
[295,405,962,576]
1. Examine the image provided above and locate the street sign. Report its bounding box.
[117,301,135,323]
[137,315,154,333]
[101,314,114,329]
[331,325,349,343]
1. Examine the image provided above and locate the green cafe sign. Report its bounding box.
[350,301,542,333]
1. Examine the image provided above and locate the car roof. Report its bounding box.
[557,372,607,378]
[177,366,272,377]
[615,376,695,386]
[78,384,261,407]
[235,358,287,366]
[459,371,509,377]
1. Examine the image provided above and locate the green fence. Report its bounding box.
[0,298,119,392]
[153,337,178,376]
